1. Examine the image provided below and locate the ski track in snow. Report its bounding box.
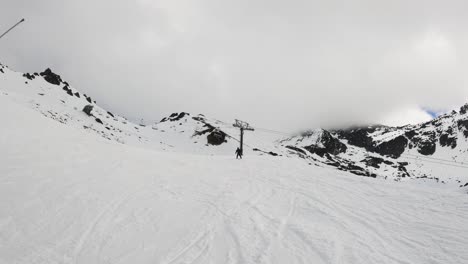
[1,91,468,263]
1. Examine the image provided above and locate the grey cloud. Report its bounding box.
[1,0,468,131]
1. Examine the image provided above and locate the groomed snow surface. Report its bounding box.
[1,95,468,264]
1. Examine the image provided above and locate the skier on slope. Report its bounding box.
[235,147,243,159]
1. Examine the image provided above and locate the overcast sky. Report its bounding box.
[1,0,468,131]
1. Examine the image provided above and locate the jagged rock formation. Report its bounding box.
[83,105,94,116]
[207,130,226,145]
[40,68,63,85]
[1,62,467,185]
[281,106,468,182]
[301,130,347,157]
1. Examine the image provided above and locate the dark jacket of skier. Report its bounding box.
[235,147,243,159]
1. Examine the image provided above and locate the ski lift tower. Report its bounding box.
[233,119,254,153]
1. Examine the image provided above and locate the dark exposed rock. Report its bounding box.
[82,105,94,116]
[439,133,457,149]
[361,156,394,168]
[304,146,328,157]
[192,116,205,122]
[460,104,468,115]
[207,130,226,145]
[417,141,436,155]
[66,90,73,96]
[397,163,411,178]
[303,130,347,157]
[457,119,468,138]
[23,73,35,80]
[286,145,306,155]
[40,68,62,85]
[411,131,437,155]
[74,92,80,98]
[405,130,417,139]
[334,127,375,151]
[107,111,115,118]
[163,112,190,122]
[253,148,279,156]
[340,162,375,177]
[374,135,408,158]
[86,96,92,103]
[95,118,103,125]
[173,112,188,121]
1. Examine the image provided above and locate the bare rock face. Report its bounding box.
[304,130,347,157]
[82,105,94,116]
[23,73,35,80]
[460,104,468,115]
[361,156,394,168]
[334,127,376,151]
[374,135,408,158]
[40,68,62,85]
[439,127,457,149]
[458,119,468,137]
[95,118,103,125]
[417,140,436,155]
[207,130,226,145]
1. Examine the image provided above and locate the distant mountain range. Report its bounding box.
[1,62,467,187]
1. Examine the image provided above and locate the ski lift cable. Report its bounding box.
[399,154,468,169]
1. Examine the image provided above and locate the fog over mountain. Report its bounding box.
[1,0,468,130]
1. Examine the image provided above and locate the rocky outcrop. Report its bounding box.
[460,104,468,115]
[458,119,468,137]
[374,135,408,158]
[417,140,436,155]
[439,128,457,148]
[160,112,190,122]
[361,156,394,168]
[207,130,226,145]
[23,73,35,80]
[95,118,103,125]
[303,130,347,157]
[334,127,376,151]
[40,68,62,85]
[82,105,94,116]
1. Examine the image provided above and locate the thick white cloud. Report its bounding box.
[380,106,433,127]
[1,0,468,131]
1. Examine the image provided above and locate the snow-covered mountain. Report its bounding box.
[0,63,284,156]
[1,62,467,187]
[280,108,468,185]
[1,63,468,264]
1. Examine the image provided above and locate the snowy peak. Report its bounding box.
[0,64,281,155]
[281,106,468,185]
[1,62,467,186]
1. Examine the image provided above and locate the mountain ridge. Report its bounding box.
[1,62,467,186]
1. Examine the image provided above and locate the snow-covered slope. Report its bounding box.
[0,63,283,156]
[2,62,468,185]
[281,110,468,185]
[1,63,294,158]
[2,62,468,187]
[1,83,468,264]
